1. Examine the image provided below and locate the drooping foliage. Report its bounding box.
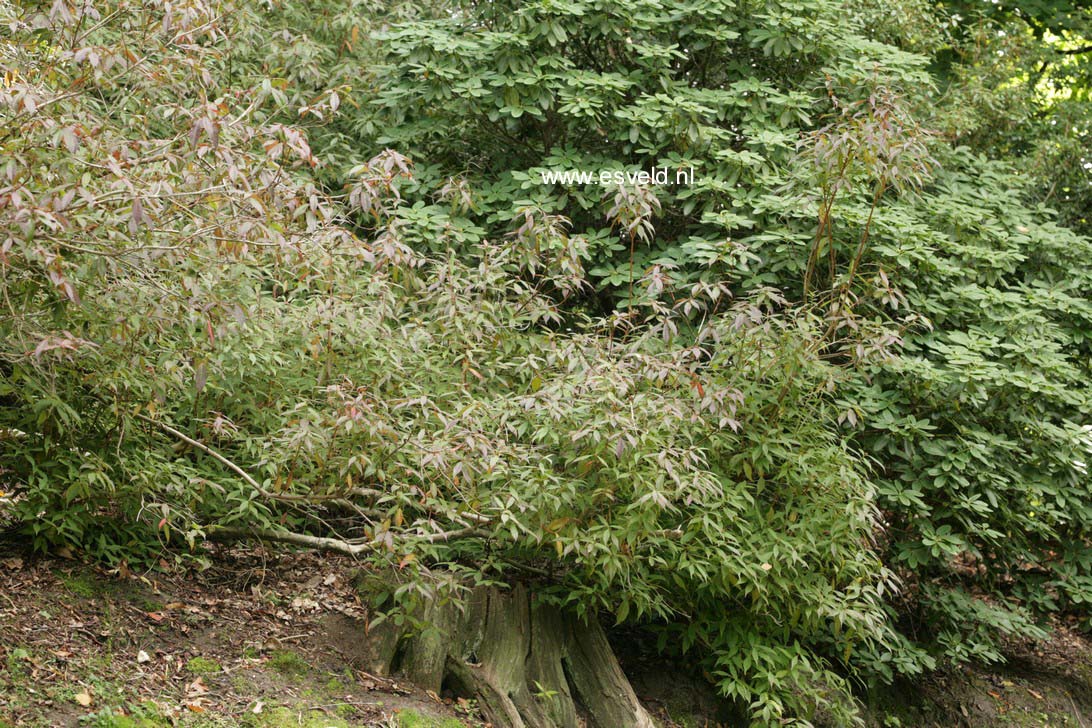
[1,0,1090,726]
[0,2,898,723]
[305,0,1092,677]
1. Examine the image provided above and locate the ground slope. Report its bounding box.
[2,541,1092,728]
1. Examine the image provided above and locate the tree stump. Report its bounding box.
[357,580,655,728]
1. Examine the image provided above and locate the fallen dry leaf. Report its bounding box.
[74,691,92,707]
[186,678,208,698]
[290,596,319,611]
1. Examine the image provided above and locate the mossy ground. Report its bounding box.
[267,650,308,677]
[185,657,223,676]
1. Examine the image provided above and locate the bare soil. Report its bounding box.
[0,542,479,727]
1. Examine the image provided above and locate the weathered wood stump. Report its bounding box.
[357,580,655,728]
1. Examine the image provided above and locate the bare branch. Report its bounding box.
[207,525,375,555]
[206,524,486,556]
[140,415,352,504]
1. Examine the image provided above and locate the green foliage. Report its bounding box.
[5,647,31,680]
[316,0,937,307]
[838,147,1092,655]
[932,0,1090,234]
[320,0,1091,700]
[0,0,327,560]
[2,0,1091,726]
[943,0,1090,38]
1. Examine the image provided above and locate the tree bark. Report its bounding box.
[355,578,654,728]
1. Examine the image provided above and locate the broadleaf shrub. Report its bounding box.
[2,0,1091,725]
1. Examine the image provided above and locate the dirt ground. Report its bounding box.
[0,542,481,727]
[864,629,1092,728]
[3,537,1092,728]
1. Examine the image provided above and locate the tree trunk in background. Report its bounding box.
[356,579,655,728]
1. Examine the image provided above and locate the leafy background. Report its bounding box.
[1,0,1089,724]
